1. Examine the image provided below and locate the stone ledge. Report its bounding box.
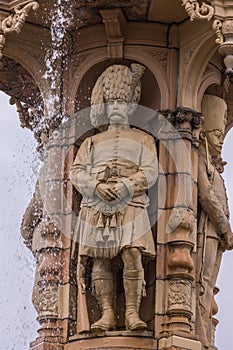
[158,335,202,350]
[65,334,157,350]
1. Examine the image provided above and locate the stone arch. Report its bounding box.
[124,46,171,109]
[197,70,222,111]
[65,45,170,115]
[63,48,108,115]
[179,30,218,110]
[3,46,50,105]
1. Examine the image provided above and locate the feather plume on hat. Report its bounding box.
[90,63,145,127]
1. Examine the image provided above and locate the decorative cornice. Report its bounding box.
[0,1,39,61]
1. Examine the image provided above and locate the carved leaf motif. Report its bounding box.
[184,47,196,67]
[146,50,168,72]
[39,285,58,315]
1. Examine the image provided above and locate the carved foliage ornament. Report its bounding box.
[168,279,192,311]
[0,1,39,60]
[181,0,214,22]
[181,1,233,75]
[38,284,58,316]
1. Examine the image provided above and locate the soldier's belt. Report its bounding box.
[95,165,138,182]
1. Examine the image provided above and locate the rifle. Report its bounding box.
[76,254,90,333]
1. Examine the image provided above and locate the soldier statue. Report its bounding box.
[197,94,233,347]
[70,64,158,332]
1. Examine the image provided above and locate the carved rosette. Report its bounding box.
[0,1,39,61]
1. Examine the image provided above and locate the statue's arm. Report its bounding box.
[20,180,43,249]
[120,134,158,196]
[198,154,231,235]
[70,137,98,198]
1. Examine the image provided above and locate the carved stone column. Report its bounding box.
[28,123,77,350]
[218,19,233,75]
[156,108,203,350]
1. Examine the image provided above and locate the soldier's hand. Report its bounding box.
[96,183,118,201]
[221,230,233,250]
[114,182,129,200]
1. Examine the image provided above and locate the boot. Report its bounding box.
[91,271,116,331]
[123,269,147,330]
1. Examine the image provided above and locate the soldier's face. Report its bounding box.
[106,99,129,124]
[206,129,224,157]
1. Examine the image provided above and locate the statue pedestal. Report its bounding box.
[64,332,202,350]
[65,331,156,350]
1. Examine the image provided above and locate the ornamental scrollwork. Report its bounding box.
[0,1,39,61]
[212,19,224,44]
[181,0,214,22]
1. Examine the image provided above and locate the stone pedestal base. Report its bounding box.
[30,333,203,350]
[65,331,157,350]
[158,336,202,350]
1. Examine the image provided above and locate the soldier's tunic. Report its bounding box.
[70,125,157,259]
[198,149,230,241]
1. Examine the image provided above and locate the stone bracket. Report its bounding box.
[100,8,127,59]
[0,1,39,61]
